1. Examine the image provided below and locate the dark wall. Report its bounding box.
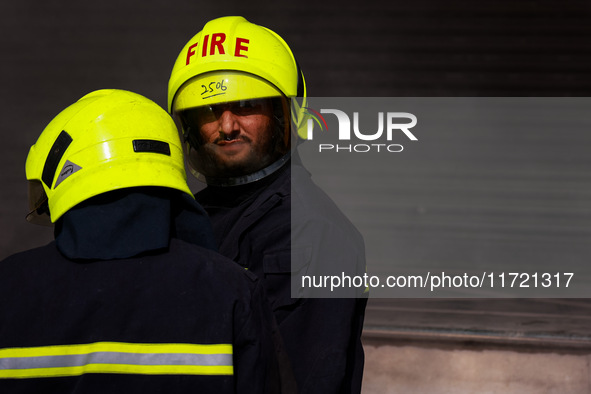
[2,0,591,259]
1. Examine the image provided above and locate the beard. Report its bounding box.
[188,122,288,180]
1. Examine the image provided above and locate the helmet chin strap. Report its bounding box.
[193,151,291,187]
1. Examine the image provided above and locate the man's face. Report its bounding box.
[181,98,286,179]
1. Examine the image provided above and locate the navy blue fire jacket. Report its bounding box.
[196,159,368,394]
[0,189,281,393]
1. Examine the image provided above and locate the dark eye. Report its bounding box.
[240,100,256,108]
[235,100,263,115]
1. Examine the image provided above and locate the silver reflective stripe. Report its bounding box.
[1,352,233,369]
[0,342,233,378]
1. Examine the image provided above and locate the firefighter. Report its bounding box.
[0,89,281,393]
[168,16,367,393]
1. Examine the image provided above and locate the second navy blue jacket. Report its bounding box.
[196,160,367,394]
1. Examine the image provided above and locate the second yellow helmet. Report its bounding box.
[26,89,192,225]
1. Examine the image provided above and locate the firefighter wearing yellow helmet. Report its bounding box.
[1,89,282,393]
[26,89,192,225]
[168,17,367,394]
[168,16,306,186]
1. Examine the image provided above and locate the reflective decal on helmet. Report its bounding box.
[54,160,82,189]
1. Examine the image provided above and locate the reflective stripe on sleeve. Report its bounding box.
[0,342,233,379]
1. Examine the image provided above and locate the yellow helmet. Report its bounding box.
[167,16,308,185]
[25,89,192,225]
[168,16,305,112]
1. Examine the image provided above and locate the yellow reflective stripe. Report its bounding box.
[0,342,232,358]
[0,342,233,379]
[1,364,234,379]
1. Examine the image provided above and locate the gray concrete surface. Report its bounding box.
[361,298,591,393]
[361,342,591,394]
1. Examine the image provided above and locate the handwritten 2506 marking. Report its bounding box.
[201,80,227,97]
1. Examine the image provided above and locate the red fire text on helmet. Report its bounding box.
[186,34,250,65]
